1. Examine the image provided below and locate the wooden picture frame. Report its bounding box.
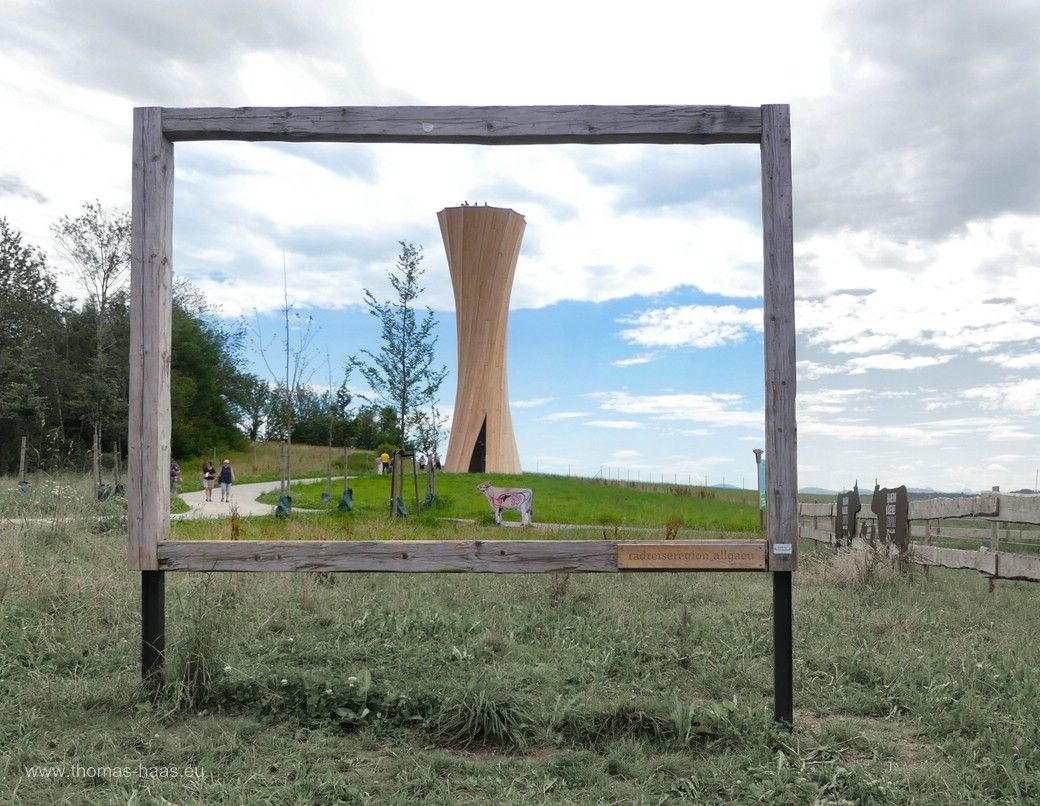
[129,104,796,574]
[129,104,797,719]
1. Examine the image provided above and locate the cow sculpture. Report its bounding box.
[476,482,534,526]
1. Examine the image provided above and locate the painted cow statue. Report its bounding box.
[476,482,534,526]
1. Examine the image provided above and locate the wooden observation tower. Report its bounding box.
[438,205,524,474]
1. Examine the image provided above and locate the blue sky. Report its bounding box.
[2,0,1038,492]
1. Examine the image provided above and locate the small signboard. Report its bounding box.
[618,542,766,571]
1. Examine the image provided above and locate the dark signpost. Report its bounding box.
[870,483,910,552]
[835,482,861,547]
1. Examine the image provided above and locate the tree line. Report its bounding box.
[1,207,445,476]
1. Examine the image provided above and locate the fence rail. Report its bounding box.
[798,492,1040,583]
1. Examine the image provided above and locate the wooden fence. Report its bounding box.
[798,492,1040,583]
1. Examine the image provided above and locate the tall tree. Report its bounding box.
[51,202,131,448]
[0,218,63,472]
[228,373,271,442]
[352,242,447,451]
[51,201,131,368]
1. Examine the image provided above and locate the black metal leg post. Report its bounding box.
[142,570,166,687]
[772,570,793,726]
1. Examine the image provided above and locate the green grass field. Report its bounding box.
[252,470,760,532]
[3,474,1040,803]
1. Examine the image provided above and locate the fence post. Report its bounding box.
[989,486,1000,594]
[923,519,931,580]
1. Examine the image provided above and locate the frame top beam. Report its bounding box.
[159,105,762,145]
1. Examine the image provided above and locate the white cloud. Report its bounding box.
[612,449,641,459]
[512,397,556,408]
[845,353,955,375]
[589,391,761,428]
[612,354,655,367]
[582,420,644,430]
[963,379,1040,416]
[619,304,762,349]
[539,411,592,421]
[988,353,1040,370]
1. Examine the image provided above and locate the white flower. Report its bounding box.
[281,678,288,686]
[224,665,232,673]
[325,688,333,695]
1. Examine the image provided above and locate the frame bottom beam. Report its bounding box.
[156,539,768,573]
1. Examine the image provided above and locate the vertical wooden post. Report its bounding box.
[92,423,102,491]
[129,107,173,572]
[142,570,165,687]
[989,485,1000,593]
[412,454,420,514]
[761,104,797,726]
[19,435,27,482]
[389,451,399,518]
[923,519,931,580]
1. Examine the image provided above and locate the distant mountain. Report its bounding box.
[801,485,980,498]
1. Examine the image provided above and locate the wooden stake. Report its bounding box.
[990,485,1000,593]
[19,435,27,482]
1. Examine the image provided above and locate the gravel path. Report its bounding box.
[173,477,343,520]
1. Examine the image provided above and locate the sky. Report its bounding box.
[1,0,1038,493]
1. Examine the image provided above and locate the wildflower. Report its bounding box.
[224,665,232,673]
[281,678,288,686]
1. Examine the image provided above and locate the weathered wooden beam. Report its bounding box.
[909,494,999,520]
[156,539,768,573]
[997,551,1040,583]
[991,493,1040,525]
[798,502,834,517]
[160,105,763,145]
[128,107,173,571]
[618,541,765,570]
[760,105,798,572]
[911,544,997,576]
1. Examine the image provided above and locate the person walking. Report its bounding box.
[218,459,235,503]
[202,460,216,502]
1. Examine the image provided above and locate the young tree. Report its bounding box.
[352,242,447,452]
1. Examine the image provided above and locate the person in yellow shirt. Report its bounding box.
[379,451,390,475]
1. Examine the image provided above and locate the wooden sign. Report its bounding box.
[617,541,766,571]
